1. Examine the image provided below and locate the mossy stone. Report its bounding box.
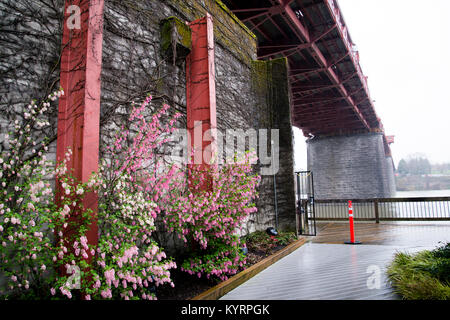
[160,16,192,62]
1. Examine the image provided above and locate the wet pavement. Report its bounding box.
[220,222,450,300]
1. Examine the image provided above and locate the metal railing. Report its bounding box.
[314,197,450,222]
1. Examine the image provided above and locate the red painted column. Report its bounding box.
[186,13,217,189]
[56,0,104,261]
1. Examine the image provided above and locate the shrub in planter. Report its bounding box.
[163,152,261,281]
[242,230,297,256]
[84,96,183,300]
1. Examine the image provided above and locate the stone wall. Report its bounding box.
[307,132,396,199]
[0,0,298,239]
[385,156,396,195]
[100,0,296,236]
[250,58,296,232]
[0,0,64,162]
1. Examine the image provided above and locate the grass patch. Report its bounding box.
[387,242,450,300]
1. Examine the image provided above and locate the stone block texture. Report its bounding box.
[307,132,396,199]
[0,0,298,241]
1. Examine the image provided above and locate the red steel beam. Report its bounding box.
[296,113,358,124]
[294,104,350,114]
[242,11,269,22]
[279,1,310,43]
[293,93,342,101]
[310,24,337,43]
[294,110,345,118]
[290,67,327,80]
[307,120,367,130]
[258,43,310,59]
[249,14,272,32]
[292,82,340,94]
[56,0,104,263]
[312,43,369,129]
[231,1,389,152]
[293,86,365,105]
[186,14,217,172]
[274,0,370,131]
[231,7,271,13]
[291,70,357,96]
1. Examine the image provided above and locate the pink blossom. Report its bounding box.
[100,288,112,299]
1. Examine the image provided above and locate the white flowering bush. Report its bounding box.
[0,88,83,298]
[0,92,178,299]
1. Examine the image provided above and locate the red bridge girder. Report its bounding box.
[224,0,392,154]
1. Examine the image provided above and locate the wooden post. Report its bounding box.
[374,200,380,224]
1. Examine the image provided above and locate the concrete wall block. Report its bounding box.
[307,132,396,199]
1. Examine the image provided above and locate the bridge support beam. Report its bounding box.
[307,132,396,199]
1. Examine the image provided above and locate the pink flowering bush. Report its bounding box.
[163,152,261,281]
[1,86,261,298]
[0,93,180,299]
[0,88,91,298]
[82,96,181,300]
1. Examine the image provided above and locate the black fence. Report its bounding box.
[314,197,450,222]
[295,171,316,236]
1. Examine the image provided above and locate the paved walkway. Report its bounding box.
[221,222,450,300]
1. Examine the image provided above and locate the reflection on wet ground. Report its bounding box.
[221,222,450,300]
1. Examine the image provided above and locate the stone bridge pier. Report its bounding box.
[307,132,396,200]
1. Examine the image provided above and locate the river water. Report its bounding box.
[395,190,450,198]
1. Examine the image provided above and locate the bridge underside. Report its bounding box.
[226,0,395,199]
[225,0,392,156]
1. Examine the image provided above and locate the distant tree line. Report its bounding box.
[397,155,450,175]
[431,163,450,174]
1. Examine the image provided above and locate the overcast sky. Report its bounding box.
[294,0,450,170]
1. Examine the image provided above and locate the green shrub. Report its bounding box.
[387,243,450,300]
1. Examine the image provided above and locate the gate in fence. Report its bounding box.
[295,171,317,236]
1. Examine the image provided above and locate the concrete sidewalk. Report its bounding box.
[221,223,450,300]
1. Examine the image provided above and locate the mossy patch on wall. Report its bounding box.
[160,16,192,62]
[250,57,297,233]
[251,58,291,129]
[214,0,256,40]
[166,0,257,65]
[251,60,272,129]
